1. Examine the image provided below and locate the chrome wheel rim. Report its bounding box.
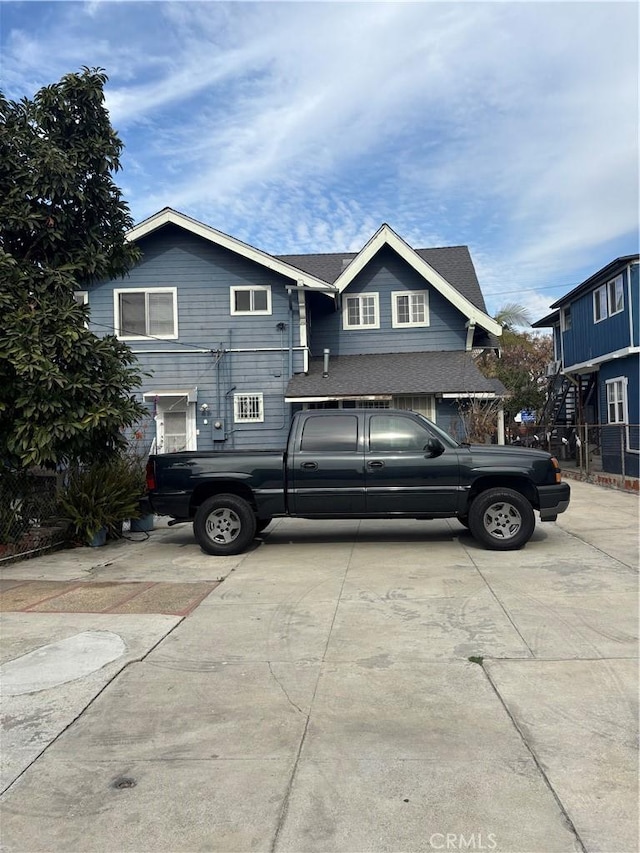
[205,508,241,544]
[482,501,522,540]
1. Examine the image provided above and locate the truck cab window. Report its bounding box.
[300,416,358,452]
[369,415,430,452]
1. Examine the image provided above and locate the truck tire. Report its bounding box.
[468,487,535,551]
[194,494,257,556]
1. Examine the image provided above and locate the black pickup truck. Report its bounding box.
[145,408,570,555]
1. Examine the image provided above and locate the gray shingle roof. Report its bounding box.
[276,245,488,312]
[285,351,505,398]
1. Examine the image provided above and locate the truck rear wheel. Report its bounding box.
[468,487,535,551]
[194,494,257,556]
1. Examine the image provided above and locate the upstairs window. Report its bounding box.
[594,275,624,322]
[606,378,626,424]
[561,306,572,331]
[233,393,264,423]
[608,275,624,316]
[594,286,607,323]
[115,288,177,339]
[392,291,429,328]
[230,286,271,315]
[343,293,379,330]
[74,291,88,306]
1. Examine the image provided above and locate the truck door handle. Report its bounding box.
[367,460,385,468]
[301,462,318,470]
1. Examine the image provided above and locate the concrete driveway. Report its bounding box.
[0,479,637,852]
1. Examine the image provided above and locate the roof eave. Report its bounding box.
[334,224,502,337]
[549,255,639,309]
[127,208,337,293]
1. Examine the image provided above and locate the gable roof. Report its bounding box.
[128,210,500,337]
[127,208,337,293]
[284,224,500,337]
[285,351,505,400]
[277,246,487,309]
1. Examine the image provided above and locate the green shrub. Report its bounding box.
[58,455,145,545]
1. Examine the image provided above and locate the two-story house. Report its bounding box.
[86,208,504,453]
[533,255,639,478]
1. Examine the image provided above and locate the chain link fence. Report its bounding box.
[513,423,640,480]
[0,469,67,563]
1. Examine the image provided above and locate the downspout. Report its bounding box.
[228,329,233,448]
[272,322,288,431]
[288,290,294,378]
[627,263,635,347]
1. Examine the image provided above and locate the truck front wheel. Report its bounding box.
[468,488,535,551]
[194,494,257,556]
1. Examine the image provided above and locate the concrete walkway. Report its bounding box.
[0,480,637,852]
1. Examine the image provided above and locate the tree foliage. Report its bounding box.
[0,68,146,469]
[480,316,553,422]
[493,302,532,330]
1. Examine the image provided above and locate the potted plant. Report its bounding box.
[58,456,144,546]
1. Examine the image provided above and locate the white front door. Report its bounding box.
[155,396,197,453]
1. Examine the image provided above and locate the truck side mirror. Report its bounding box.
[424,437,445,458]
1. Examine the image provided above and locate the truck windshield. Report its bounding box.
[414,413,460,449]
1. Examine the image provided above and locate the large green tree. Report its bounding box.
[0,68,147,469]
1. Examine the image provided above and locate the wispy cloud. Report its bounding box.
[1,1,637,316]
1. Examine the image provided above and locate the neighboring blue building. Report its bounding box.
[533,255,639,478]
[86,209,504,452]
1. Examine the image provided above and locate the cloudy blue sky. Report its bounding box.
[1,1,638,319]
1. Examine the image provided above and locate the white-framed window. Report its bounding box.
[343,293,380,330]
[391,291,429,328]
[393,395,436,420]
[594,275,624,323]
[234,392,264,423]
[230,286,271,315]
[607,275,624,316]
[74,291,89,327]
[561,306,572,332]
[593,286,607,323]
[114,288,178,339]
[606,378,627,424]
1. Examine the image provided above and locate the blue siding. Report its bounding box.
[87,225,306,450]
[631,263,639,348]
[597,355,639,477]
[436,400,465,442]
[89,226,303,350]
[87,226,499,450]
[310,246,468,356]
[562,264,636,367]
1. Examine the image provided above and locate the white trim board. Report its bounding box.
[128,208,337,294]
[334,224,502,337]
[563,346,639,374]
